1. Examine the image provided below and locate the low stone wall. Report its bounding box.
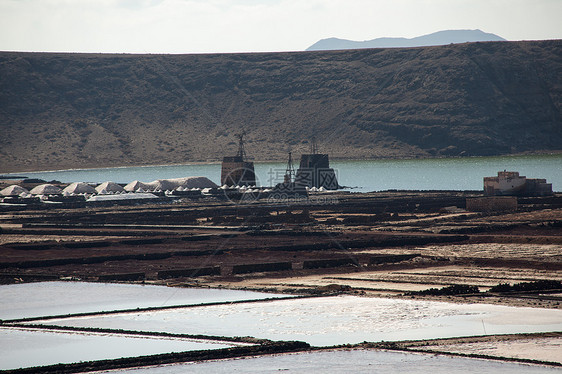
[98,272,145,281]
[466,196,517,212]
[157,266,221,279]
[232,262,292,274]
[369,254,419,264]
[303,258,358,269]
[119,238,164,245]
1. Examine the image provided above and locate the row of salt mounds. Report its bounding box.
[307,186,327,192]
[125,177,217,192]
[63,182,96,194]
[0,185,29,196]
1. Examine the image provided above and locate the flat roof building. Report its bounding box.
[484,171,552,196]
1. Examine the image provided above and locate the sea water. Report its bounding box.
[3,154,561,192]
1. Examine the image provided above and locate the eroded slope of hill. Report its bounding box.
[0,40,561,172]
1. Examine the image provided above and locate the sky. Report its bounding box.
[0,0,561,54]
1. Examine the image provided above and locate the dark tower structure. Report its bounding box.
[272,151,308,197]
[295,140,339,190]
[220,132,256,187]
[284,152,295,184]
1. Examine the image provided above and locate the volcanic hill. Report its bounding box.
[306,29,506,51]
[0,40,561,172]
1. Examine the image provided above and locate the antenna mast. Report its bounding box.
[236,131,247,160]
[311,136,318,154]
[284,151,295,183]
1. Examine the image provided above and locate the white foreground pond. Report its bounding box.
[42,295,562,346]
[3,282,561,371]
[99,349,562,374]
[0,281,286,320]
[0,327,238,371]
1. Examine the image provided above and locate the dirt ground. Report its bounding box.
[421,336,562,364]
[1,191,561,367]
[380,332,562,366]
[1,191,560,308]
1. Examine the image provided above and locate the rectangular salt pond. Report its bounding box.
[100,349,561,374]
[41,296,562,347]
[0,326,238,371]
[0,281,286,320]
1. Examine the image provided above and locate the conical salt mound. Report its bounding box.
[124,180,151,192]
[29,184,62,195]
[63,182,96,194]
[0,185,29,196]
[95,181,124,193]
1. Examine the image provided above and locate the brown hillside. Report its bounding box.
[0,40,561,173]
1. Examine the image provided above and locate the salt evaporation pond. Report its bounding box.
[110,349,561,374]
[42,295,562,347]
[0,281,286,320]
[0,327,237,371]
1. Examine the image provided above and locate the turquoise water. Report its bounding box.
[4,155,561,192]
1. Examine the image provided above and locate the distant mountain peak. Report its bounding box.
[306,29,506,51]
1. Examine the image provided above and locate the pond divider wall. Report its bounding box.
[0,249,224,269]
[97,273,146,281]
[303,258,358,269]
[232,262,293,274]
[158,266,221,279]
[118,238,165,245]
[3,234,467,253]
[5,340,311,374]
[369,254,420,264]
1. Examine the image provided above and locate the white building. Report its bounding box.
[484,171,552,196]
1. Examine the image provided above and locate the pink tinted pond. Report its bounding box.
[0,327,240,371]
[104,349,561,374]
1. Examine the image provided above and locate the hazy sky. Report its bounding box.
[0,0,560,54]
